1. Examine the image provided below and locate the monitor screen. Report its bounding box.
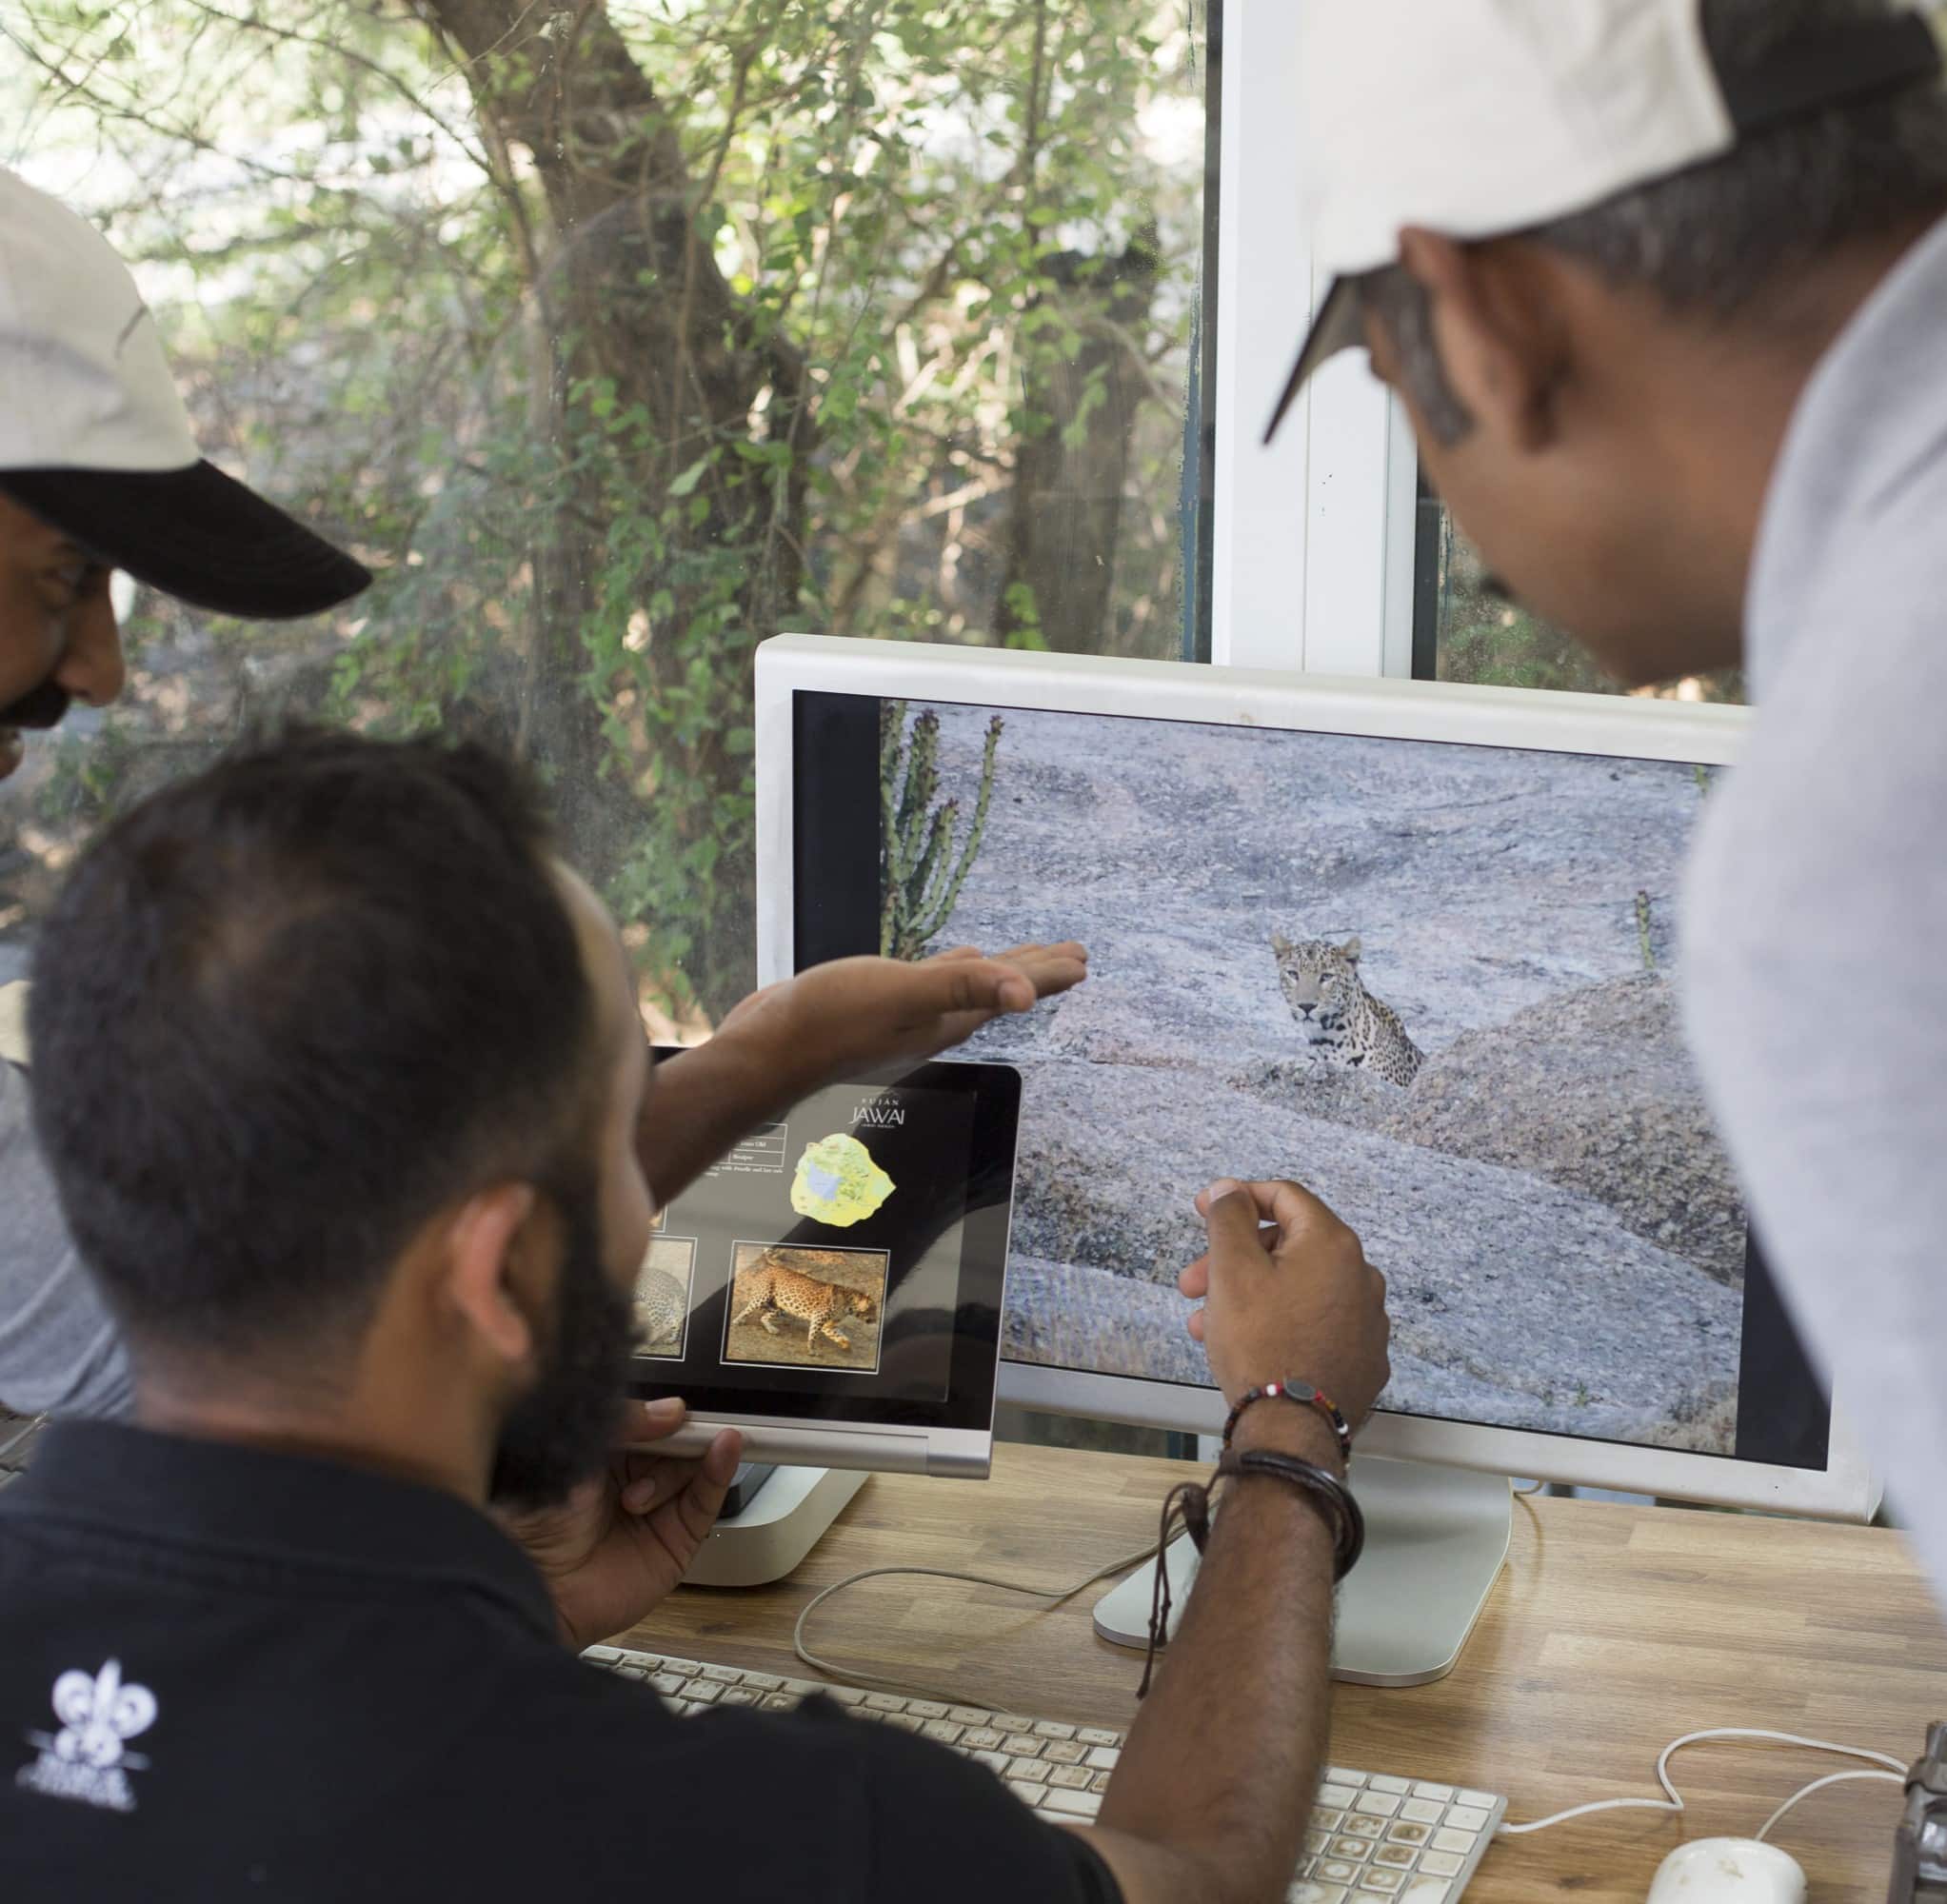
[789,685,1829,1474]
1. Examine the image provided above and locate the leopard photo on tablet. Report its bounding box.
[634,1236,697,1359]
[725,1243,889,1374]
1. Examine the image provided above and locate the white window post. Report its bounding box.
[1211,0,1419,679]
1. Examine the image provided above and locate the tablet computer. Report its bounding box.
[626,1051,1022,1478]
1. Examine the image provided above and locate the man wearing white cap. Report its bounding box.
[1273,0,1947,1597]
[0,168,373,1418]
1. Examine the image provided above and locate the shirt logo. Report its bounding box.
[15,1659,157,1814]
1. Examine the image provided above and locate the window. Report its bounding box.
[1413,482,1747,704]
[2,0,1216,1025]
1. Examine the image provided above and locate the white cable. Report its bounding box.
[1498,1727,1907,1837]
[1754,1769,1903,1844]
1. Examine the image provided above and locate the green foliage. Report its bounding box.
[879,702,1002,960]
[4,0,1205,1017]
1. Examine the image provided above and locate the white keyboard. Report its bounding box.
[583,1643,1506,1902]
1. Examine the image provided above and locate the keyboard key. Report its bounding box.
[864,1693,907,1713]
[1417,1854,1463,1879]
[716,1687,758,1707]
[1400,1882,1450,1904]
[1034,1720,1077,1740]
[1328,1837,1373,1862]
[991,1715,1033,1733]
[1079,1728,1122,1747]
[1341,1816,1385,1840]
[682,1681,720,1704]
[1354,1792,1402,1818]
[660,1657,701,1675]
[949,1706,991,1725]
[1400,1798,1443,1824]
[1290,1884,1347,1904]
[1444,1805,1489,1833]
[1047,1765,1094,1791]
[1042,1787,1103,1820]
[881,1713,922,1732]
[824,1685,866,1705]
[922,1720,964,1745]
[1003,1735,1043,1757]
[1318,1783,1359,1810]
[583,1645,623,1663]
[700,1664,743,1684]
[1043,1740,1087,1765]
[1455,1791,1496,1812]
[762,1696,794,1712]
[1428,1828,1475,1855]
[783,1677,824,1697]
[1354,1894,1397,1904]
[1313,1810,1345,1832]
[1385,1823,1430,1847]
[648,1673,686,1697]
[962,1728,1004,1751]
[1007,1781,1046,1809]
[1304,1831,1330,1857]
[1371,1844,1416,1870]
[1412,1783,1454,1804]
[1085,1746,1121,1772]
[1324,1767,1367,1787]
[1358,1874,1404,1895]
[1007,1758,1049,1784]
[972,1750,1010,1775]
[1319,1861,1362,1884]
[1089,1773,1112,1795]
[1369,1775,1411,1795]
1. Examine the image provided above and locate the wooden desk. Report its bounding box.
[628,1442,1947,1901]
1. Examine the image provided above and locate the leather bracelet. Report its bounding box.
[1222,1378,1353,1467]
[1215,1447,1365,1582]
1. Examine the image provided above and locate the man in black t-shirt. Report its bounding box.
[0,731,1391,1904]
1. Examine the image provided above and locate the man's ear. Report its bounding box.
[1396,227,1564,455]
[441,1183,546,1372]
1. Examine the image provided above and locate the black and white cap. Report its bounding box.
[1265,0,1944,442]
[0,169,370,616]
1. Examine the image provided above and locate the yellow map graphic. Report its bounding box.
[790,1132,894,1227]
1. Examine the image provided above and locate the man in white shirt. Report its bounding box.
[1275,0,1947,1589]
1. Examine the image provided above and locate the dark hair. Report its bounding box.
[1361,0,1947,442]
[27,727,598,1361]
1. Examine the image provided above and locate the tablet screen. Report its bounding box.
[627,1054,1019,1435]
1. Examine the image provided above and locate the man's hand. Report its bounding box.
[493,1398,742,1652]
[713,941,1087,1094]
[1177,1178,1391,1427]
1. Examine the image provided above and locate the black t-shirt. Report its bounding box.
[0,1422,1121,1904]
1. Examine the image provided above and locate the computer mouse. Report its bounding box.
[1646,1838,1807,1904]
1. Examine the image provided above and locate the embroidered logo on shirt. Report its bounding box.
[15,1659,157,1813]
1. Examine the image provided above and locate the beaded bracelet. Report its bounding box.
[1222,1378,1353,1466]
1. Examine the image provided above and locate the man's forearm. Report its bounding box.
[634,1028,805,1207]
[1093,1412,1341,1904]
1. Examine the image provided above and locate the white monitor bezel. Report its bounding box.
[755,632,1877,1520]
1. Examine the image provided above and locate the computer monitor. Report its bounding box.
[757,632,1873,1537]
[758,631,1880,1677]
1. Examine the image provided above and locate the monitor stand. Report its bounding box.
[1091,1457,1512,1686]
[683,1465,868,1589]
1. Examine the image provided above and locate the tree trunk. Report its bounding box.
[996,226,1161,650]
[415,0,817,1014]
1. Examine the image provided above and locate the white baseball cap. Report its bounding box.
[1265,0,1943,441]
[0,169,369,615]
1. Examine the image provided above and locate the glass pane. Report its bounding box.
[2,0,1213,1025]
[1418,485,1745,705]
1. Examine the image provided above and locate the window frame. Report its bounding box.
[1210,0,1419,678]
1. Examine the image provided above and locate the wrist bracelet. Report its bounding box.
[1136,1445,1365,1699]
[1216,1448,1365,1582]
[1222,1378,1353,1466]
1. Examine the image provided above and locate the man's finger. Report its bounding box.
[1179,1253,1209,1299]
[615,1396,686,1445]
[653,1429,744,1554]
[1202,1180,1270,1258]
[622,1457,700,1517]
